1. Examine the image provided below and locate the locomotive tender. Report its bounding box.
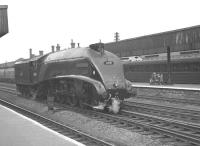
[15,43,136,113]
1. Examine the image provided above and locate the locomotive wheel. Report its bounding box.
[58,96,66,104]
[90,86,98,106]
[68,86,78,106]
[30,91,37,100]
[22,87,29,98]
[21,90,26,98]
[79,96,86,109]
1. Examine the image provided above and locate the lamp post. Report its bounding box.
[167,46,172,84]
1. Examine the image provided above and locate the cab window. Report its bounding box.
[76,62,89,75]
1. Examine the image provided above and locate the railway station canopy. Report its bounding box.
[0,5,8,38]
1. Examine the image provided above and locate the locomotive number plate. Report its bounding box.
[104,61,114,65]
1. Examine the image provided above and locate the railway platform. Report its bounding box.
[132,82,200,91]
[129,82,200,101]
[0,105,85,146]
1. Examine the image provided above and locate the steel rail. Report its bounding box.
[123,101,200,123]
[52,102,200,146]
[136,95,200,105]
[1,85,200,145]
[0,98,115,146]
[75,107,200,146]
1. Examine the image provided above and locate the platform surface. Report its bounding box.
[132,82,200,91]
[0,105,85,146]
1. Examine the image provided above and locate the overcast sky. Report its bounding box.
[0,0,200,63]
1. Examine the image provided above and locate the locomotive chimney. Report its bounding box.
[29,48,33,58]
[56,44,60,51]
[51,45,55,53]
[39,50,43,56]
[71,39,75,48]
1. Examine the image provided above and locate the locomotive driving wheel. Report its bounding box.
[78,93,87,109]
[67,86,78,106]
[79,98,85,108]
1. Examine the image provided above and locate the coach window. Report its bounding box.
[30,61,37,70]
[160,64,164,72]
[135,65,140,72]
[126,65,131,72]
[172,64,176,72]
[30,61,33,67]
[34,61,38,69]
[172,63,177,72]
[134,65,139,72]
[178,63,185,72]
[191,63,196,71]
[177,63,182,72]
[197,63,200,72]
[184,63,190,72]
[128,66,132,72]
[145,65,150,72]
[139,65,145,72]
[124,65,129,72]
[133,66,137,72]
[196,63,200,72]
[192,63,200,72]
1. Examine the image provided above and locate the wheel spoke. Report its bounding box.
[68,87,78,106]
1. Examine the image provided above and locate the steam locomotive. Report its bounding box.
[9,43,136,113]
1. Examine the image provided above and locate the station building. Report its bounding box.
[104,26,200,84]
[104,25,200,57]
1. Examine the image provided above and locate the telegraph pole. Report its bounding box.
[114,32,119,42]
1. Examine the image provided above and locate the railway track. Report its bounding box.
[1,85,200,145]
[59,104,200,146]
[118,110,200,145]
[122,101,200,123]
[0,86,16,94]
[136,95,200,106]
[0,85,115,146]
[0,98,115,146]
[0,82,16,88]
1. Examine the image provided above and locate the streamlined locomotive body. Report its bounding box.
[15,43,136,113]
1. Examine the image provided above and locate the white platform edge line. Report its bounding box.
[132,85,200,91]
[0,104,86,146]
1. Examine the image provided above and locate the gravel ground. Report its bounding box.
[0,92,174,146]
